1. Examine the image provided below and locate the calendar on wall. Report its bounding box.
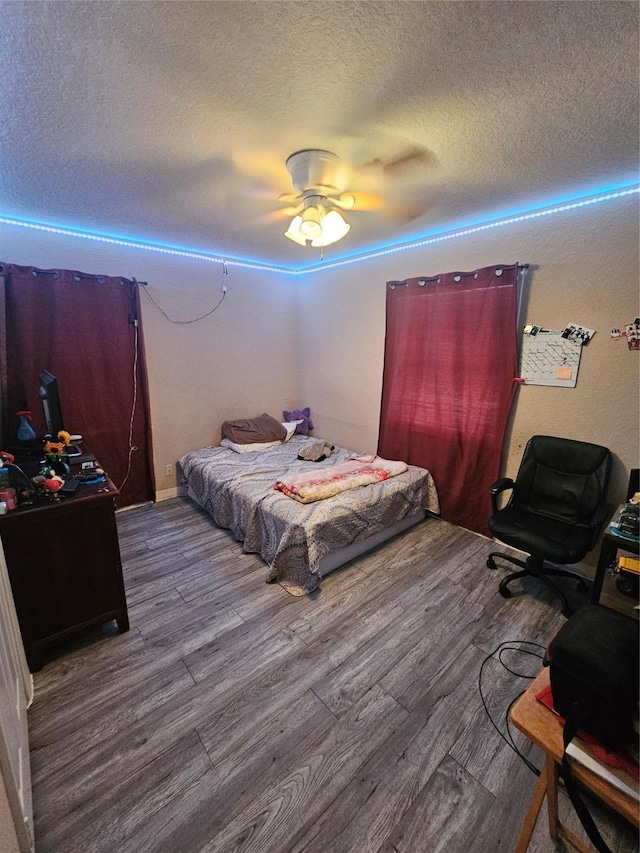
[520,329,582,387]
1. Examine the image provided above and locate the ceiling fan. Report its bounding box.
[228,141,436,250]
[279,149,358,248]
[272,146,435,248]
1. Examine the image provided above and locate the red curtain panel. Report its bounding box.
[378,264,519,536]
[2,263,155,508]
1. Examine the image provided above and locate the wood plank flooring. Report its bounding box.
[27,498,639,852]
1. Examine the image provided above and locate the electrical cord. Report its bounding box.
[117,320,139,495]
[478,640,546,776]
[117,264,227,493]
[141,264,227,323]
[115,262,228,497]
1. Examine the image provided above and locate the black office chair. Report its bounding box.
[487,435,612,617]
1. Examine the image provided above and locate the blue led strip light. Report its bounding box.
[297,185,640,274]
[1,184,637,275]
[0,216,293,275]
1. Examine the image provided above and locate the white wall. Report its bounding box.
[296,196,640,530]
[0,225,299,497]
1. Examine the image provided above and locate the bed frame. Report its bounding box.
[187,482,426,577]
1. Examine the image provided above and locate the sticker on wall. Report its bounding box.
[523,324,542,336]
[561,322,595,346]
[623,318,640,351]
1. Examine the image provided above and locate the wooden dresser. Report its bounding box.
[0,453,129,672]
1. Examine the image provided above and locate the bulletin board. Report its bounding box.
[520,330,582,387]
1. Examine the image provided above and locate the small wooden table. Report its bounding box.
[510,669,639,852]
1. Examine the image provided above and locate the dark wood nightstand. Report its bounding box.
[0,455,129,671]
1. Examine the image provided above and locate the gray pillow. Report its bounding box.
[221,413,287,445]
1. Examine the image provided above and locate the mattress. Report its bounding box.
[179,435,440,595]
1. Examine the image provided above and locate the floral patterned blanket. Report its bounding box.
[274,455,408,503]
[179,436,440,595]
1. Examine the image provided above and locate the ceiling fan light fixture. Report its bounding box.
[284,215,307,245]
[310,208,350,247]
[299,204,323,239]
[281,150,355,249]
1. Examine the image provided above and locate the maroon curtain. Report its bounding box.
[2,262,155,507]
[378,263,518,536]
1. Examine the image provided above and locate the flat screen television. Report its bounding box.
[39,370,64,437]
[38,370,81,456]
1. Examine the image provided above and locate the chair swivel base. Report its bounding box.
[487,552,589,618]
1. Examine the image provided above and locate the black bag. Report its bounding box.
[545,605,639,853]
[545,604,639,749]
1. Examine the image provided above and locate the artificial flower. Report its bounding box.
[44,441,65,456]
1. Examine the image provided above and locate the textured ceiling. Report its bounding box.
[1,1,638,267]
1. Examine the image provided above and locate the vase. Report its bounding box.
[17,414,36,442]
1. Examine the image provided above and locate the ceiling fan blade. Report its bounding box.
[327,191,384,211]
[383,149,437,182]
[332,192,356,210]
[350,147,437,191]
[256,206,299,226]
[232,147,290,189]
[384,197,432,224]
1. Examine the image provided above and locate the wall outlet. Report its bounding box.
[165,463,173,477]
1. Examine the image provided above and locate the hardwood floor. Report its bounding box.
[27,498,638,852]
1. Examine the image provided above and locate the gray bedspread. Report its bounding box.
[179,435,440,595]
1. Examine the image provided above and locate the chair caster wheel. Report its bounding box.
[487,557,497,570]
[576,579,588,594]
[499,586,512,599]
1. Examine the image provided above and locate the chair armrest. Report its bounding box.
[587,502,615,548]
[490,477,514,495]
[592,502,614,527]
[489,478,514,515]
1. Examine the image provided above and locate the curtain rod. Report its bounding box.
[390,263,530,290]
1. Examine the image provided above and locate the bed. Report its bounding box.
[179,434,440,595]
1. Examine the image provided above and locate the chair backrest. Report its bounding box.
[512,435,611,524]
